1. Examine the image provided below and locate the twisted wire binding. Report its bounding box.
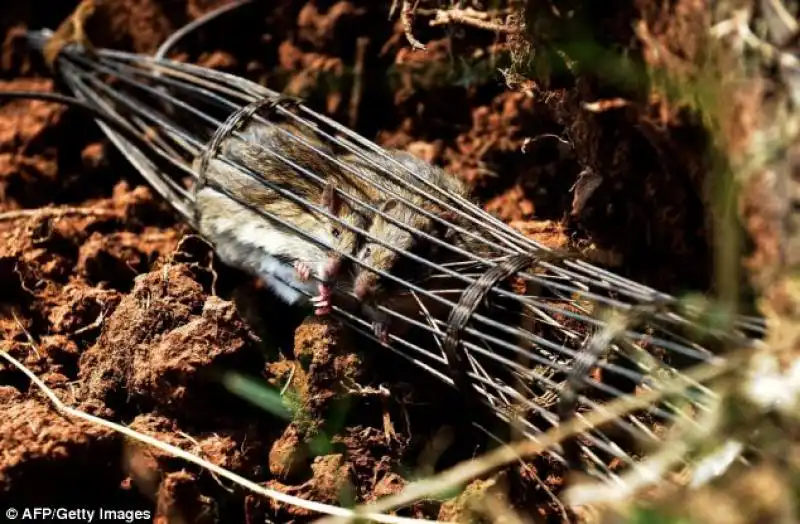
[18,27,766,492]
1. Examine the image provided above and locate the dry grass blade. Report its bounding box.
[314,350,741,523]
[401,0,426,49]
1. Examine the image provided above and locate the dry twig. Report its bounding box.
[428,7,517,34]
[0,206,118,222]
[401,0,426,50]
[348,37,369,129]
[42,0,99,68]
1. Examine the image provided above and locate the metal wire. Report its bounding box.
[17,26,766,492]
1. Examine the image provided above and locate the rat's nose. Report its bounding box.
[353,273,375,300]
[353,280,367,300]
[323,257,342,280]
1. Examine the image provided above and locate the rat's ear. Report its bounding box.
[379,199,400,214]
[435,210,458,241]
[321,182,342,214]
[438,210,457,223]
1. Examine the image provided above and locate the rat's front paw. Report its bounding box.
[294,261,312,282]
[310,284,332,316]
[372,321,389,344]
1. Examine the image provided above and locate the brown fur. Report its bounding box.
[351,150,475,302]
[197,119,370,270]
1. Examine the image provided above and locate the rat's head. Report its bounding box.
[352,241,398,301]
[352,199,420,302]
[352,197,461,302]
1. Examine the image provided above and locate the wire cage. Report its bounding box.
[18,25,766,490]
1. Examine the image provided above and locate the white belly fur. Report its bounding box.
[196,188,327,306]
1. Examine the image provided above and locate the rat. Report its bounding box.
[193,118,369,315]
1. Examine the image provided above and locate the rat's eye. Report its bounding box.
[363,247,372,257]
[331,228,340,238]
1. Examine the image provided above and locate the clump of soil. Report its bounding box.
[0,0,719,521]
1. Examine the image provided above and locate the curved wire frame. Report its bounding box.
[22,28,766,490]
